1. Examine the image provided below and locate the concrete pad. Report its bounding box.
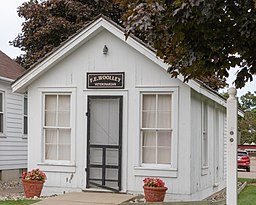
[35,192,135,205]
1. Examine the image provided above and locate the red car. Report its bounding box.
[237,150,250,172]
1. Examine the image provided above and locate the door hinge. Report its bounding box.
[85,168,88,172]
[86,112,89,117]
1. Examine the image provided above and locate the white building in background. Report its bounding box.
[0,51,26,181]
[12,16,228,201]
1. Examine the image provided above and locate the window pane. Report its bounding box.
[45,95,57,126]
[24,116,28,135]
[45,95,57,110]
[58,95,70,127]
[24,97,28,115]
[0,93,2,112]
[157,147,171,164]
[45,129,57,160]
[58,129,71,160]
[142,147,156,163]
[59,144,71,160]
[45,129,57,143]
[142,131,156,146]
[158,131,171,146]
[158,94,172,128]
[142,95,156,128]
[0,113,3,133]
[45,111,56,126]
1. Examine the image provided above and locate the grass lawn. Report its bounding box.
[238,185,256,205]
[0,200,40,205]
[238,178,256,184]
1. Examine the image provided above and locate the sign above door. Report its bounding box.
[87,72,125,89]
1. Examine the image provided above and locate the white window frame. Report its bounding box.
[138,88,178,171]
[23,94,28,137]
[0,91,5,136]
[41,87,76,165]
[201,99,209,175]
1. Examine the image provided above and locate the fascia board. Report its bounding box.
[12,18,105,93]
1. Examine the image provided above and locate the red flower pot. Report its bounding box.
[143,186,168,202]
[22,179,45,198]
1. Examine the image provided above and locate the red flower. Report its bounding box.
[143,177,166,187]
[22,168,47,181]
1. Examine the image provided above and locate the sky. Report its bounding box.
[0,1,255,97]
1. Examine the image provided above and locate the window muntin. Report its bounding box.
[141,93,172,165]
[24,96,28,135]
[43,94,71,161]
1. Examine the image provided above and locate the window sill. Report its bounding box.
[37,163,76,173]
[134,166,178,178]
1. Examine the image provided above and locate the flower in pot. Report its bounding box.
[143,177,168,202]
[22,168,47,198]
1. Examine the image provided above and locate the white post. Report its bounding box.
[227,87,238,205]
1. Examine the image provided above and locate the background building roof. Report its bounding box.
[0,51,25,80]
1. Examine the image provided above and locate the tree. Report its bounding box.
[238,91,256,144]
[11,0,124,69]
[116,0,256,88]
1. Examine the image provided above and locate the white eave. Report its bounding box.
[12,16,230,110]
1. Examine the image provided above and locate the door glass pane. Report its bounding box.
[105,181,118,190]
[90,168,102,179]
[90,148,102,165]
[106,149,118,166]
[90,98,119,145]
[105,168,118,180]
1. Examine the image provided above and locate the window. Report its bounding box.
[202,100,208,168]
[43,94,71,161]
[141,93,172,164]
[23,96,28,135]
[0,92,4,133]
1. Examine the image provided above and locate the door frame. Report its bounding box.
[86,95,123,192]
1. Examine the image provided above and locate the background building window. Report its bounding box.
[43,94,71,161]
[0,92,4,133]
[24,96,28,135]
[202,100,208,168]
[141,93,172,164]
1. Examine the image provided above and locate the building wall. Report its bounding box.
[190,90,226,199]
[27,29,225,201]
[0,80,27,179]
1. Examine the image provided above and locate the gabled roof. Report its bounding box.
[0,51,25,81]
[11,16,228,107]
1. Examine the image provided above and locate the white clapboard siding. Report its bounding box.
[0,82,27,170]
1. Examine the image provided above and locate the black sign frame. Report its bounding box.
[87,72,125,89]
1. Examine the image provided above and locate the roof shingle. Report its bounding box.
[0,51,25,80]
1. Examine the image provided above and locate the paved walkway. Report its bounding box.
[34,192,136,205]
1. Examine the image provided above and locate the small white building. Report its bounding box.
[0,51,27,181]
[12,17,228,201]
